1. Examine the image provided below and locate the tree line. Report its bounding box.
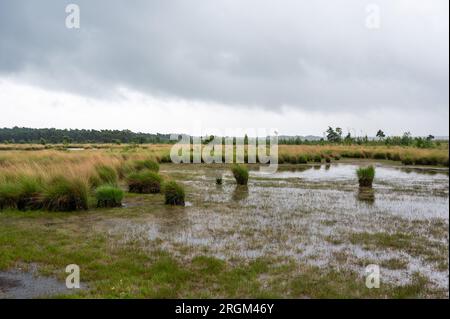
[0,127,172,144]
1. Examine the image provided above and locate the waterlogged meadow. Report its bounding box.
[0,145,448,298]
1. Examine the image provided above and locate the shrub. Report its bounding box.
[216,177,223,185]
[133,159,159,172]
[231,164,249,185]
[0,182,21,210]
[127,170,162,193]
[356,165,375,188]
[164,181,185,206]
[297,155,308,164]
[95,185,124,208]
[43,176,89,212]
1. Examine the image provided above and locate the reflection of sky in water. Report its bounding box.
[253,163,448,183]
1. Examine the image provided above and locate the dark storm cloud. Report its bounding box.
[0,0,448,111]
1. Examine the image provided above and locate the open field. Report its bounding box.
[0,145,449,298]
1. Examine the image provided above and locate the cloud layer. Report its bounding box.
[1,0,448,112]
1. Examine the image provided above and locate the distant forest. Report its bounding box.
[0,127,446,148]
[0,127,172,144]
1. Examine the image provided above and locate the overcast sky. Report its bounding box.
[0,0,448,136]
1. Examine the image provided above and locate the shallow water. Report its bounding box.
[0,267,73,298]
[111,162,449,291]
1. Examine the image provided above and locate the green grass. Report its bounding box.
[95,185,124,208]
[0,182,22,210]
[356,165,375,187]
[0,206,446,298]
[231,164,249,185]
[42,176,89,212]
[133,159,160,172]
[163,181,185,206]
[95,165,118,185]
[127,170,163,194]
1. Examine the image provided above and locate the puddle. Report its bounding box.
[0,267,75,299]
[110,163,449,291]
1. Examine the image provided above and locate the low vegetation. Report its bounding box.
[163,181,186,206]
[231,164,249,185]
[127,170,163,194]
[356,165,375,188]
[43,176,89,212]
[95,185,124,208]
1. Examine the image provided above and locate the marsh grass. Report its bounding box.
[133,159,160,172]
[95,185,124,208]
[43,176,89,212]
[0,182,21,210]
[95,165,118,185]
[127,170,163,194]
[163,181,185,206]
[356,165,375,187]
[231,164,249,185]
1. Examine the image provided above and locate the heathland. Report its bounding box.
[0,142,448,298]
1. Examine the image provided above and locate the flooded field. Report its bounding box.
[106,162,449,293]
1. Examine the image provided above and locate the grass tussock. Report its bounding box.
[231,164,249,185]
[356,165,375,187]
[43,176,89,212]
[95,185,124,208]
[127,170,163,194]
[133,159,160,172]
[164,181,186,206]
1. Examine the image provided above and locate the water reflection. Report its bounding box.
[357,187,375,204]
[232,185,249,201]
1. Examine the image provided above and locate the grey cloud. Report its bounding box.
[0,0,448,112]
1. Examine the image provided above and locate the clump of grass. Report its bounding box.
[164,181,185,206]
[356,165,375,188]
[127,170,162,194]
[216,177,223,185]
[0,182,21,210]
[95,185,124,208]
[93,164,118,186]
[43,176,89,212]
[352,151,364,158]
[16,175,44,210]
[231,164,249,185]
[297,155,308,164]
[288,155,298,164]
[160,154,172,163]
[325,156,331,163]
[373,152,387,160]
[313,154,322,163]
[401,156,414,165]
[133,159,159,172]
